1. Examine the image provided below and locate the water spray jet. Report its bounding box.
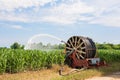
[25,34,64,50]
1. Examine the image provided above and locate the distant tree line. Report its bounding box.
[0,42,120,50]
[10,42,24,49]
[0,42,24,49]
[96,42,120,50]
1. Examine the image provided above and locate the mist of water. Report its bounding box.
[25,34,64,50]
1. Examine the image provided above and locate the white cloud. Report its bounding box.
[0,0,54,11]
[87,0,120,27]
[45,0,120,27]
[0,0,120,27]
[0,23,28,30]
[0,12,28,22]
[51,1,94,15]
[41,16,74,24]
[10,25,31,31]
[40,0,94,24]
[90,16,120,27]
[10,25,23,29]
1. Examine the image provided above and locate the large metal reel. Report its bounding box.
[65,36,96,60]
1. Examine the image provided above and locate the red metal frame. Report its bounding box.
[68,51,88,68]
[67,50,107,68]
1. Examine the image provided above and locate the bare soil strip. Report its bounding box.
[86,72,120,80]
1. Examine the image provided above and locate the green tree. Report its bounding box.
[96,42,112,49]
[58,44,65,49]
[10,42,24,49]
[96,42,120,50]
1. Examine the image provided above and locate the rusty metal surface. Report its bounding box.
[64,36,97,68]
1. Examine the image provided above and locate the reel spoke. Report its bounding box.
[79,54,85,59]
[76,38,80,47]
[72,37,74,42]
[66,42,71,47]
[76,50,86,54]
[76,53,80,59]
[77,42,84,49]
[69,39,74,48]
[76,52,85,59]
[66,47,73,50]
[75,37,77,47]
[81,47,86,49]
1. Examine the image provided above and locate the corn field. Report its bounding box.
[0,48,120,74]
[98,49,120,63]
[0,49,64,73]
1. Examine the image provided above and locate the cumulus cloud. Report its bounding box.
[0,0,53,11]
[0,23,27,30]
[45,0,120,27]
[87,0,120,27]
[89,16,120,27]
[10,25,31,31]
[40,0,94,24]
[0,0,120,27]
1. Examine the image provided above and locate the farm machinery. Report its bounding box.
[61,36,106,68]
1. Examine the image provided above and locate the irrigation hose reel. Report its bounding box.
[63,36,106,68]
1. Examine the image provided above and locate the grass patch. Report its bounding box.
[0,63,119,80]
[52,69,102,80]
[52,62,120,80]
[98,62,120,75]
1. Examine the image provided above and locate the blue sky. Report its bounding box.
[0,0,120,47]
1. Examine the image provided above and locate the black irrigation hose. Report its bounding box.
[59,67,87,76]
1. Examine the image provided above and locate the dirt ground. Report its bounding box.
[86,72,120,80]
[0,69,119,80]
[0,70,59,80]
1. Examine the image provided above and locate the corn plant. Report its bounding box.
[98,49,120,63]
